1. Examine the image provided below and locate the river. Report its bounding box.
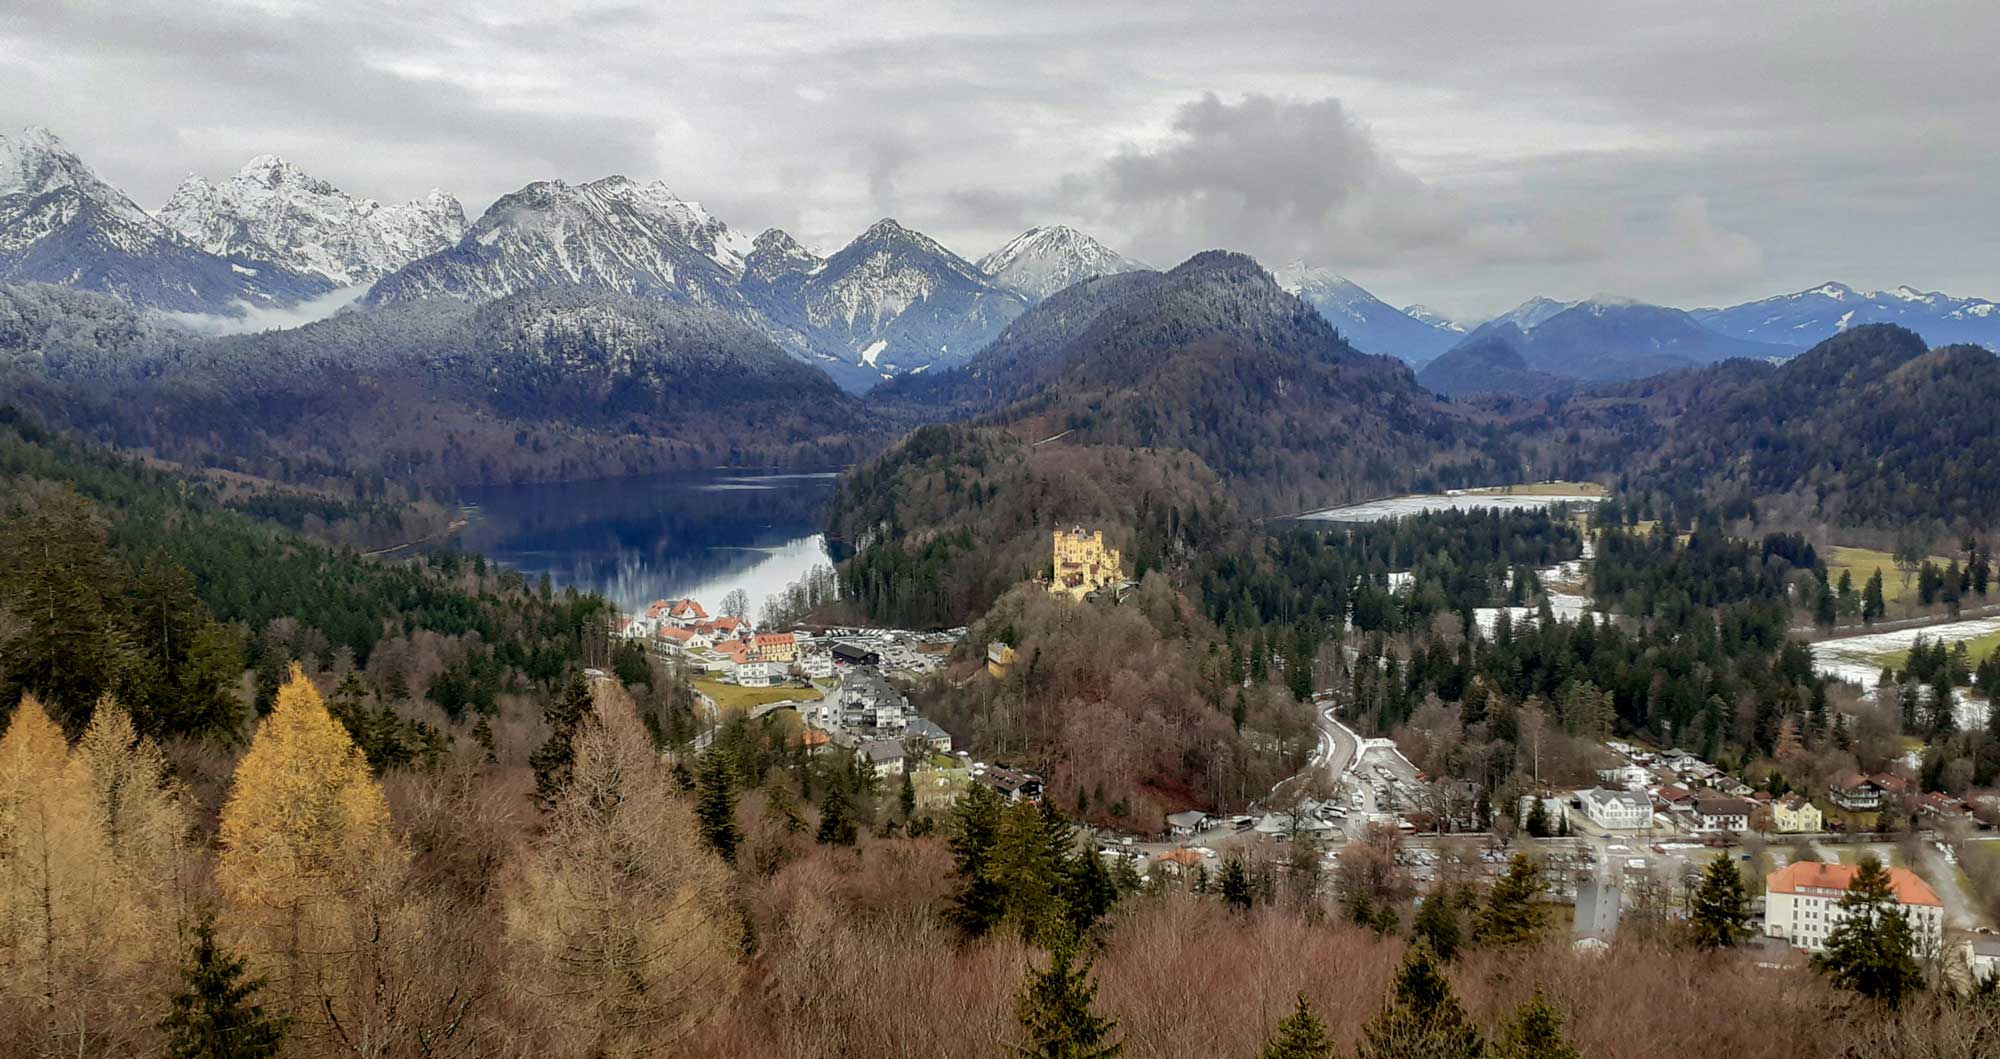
[450,470,841,616]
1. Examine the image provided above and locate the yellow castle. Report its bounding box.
[1048,526,1125,601]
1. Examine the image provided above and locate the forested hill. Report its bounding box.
[0,408,613,754]
[0,282,886,488]
[1566,325,2000,528]
[877,251,1527,517]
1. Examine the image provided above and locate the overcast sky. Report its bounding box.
[6,0,1997,319]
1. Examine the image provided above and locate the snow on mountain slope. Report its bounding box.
[975,225,1146,301]
[364,175,756,310]
[1693,281,2000,351]
[159,155,466,286]
[1269,261,1459,365]
[751,218,1028,388]
[1401,304,1466,333]
[0,126,329,314]
[1487,295,1576,332]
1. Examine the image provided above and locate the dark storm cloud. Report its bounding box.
[3,0,1996,316]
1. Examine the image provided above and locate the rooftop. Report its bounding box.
[1767,861,1941,907]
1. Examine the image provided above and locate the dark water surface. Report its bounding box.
[453,470,840,616]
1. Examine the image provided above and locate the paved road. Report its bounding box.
[1266,700,1360,807]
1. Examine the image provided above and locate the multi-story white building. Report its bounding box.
[1577,788,1652,830]
[1765,861,1943,956]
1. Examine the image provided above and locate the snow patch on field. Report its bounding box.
[1811,617,2000,730]
[1302,492,1604,523]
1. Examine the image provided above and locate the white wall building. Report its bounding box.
[1577,788,1652,830]
[1765,861,1943,956]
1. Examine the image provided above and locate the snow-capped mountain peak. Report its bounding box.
[1490,295,1577,332]
[975,224,1146,301]
[743,227,823,283]
[1,126,334,314]
[1693,281,2000,352]
[1,126,157,234]
[1268,261,1463,365]
[157,154,467,287]
[1401,304,1465,332]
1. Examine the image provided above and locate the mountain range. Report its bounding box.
[1,127,331,314]
[159,154,466,287]
[5,123,2000,405]
[1692,281,2000,350]
[1418,296,1797,397]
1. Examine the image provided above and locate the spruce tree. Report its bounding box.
[1813,856,1925,1006]
[816,786,858,846]
[694,751,739,863]
[159,915,285,1059]
[1014,932,1122,1059]
[1355,943,1483,1059]
[947,784,1006,936]
[530,672,593,810]
[1863,569,1886,625]
[1472,853,1549,949]
[1411,890,1463,961]
[1490,989,1582,1059]
[1688,852,1751,950]
[1220,856,1254,912]
[1258,993,1336,1059]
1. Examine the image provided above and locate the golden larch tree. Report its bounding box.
[0,694,165,1058]
[504,681,739,1057]
[217,665,410,1045]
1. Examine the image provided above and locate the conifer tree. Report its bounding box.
[1014,931,1122,1059]
[216,665,408,1016]
[159,915,285,1059]
[1472,853,1549,949]
[694,751,740,864]
[1356,943,1483,1059]
[947,784,1007,936]
[1258,993,1336,1059]
[1688,852,1751,950]
[1863,569,1887,625]
[530,672,594,809]
[1412,890,1463,961]
[817,785,858,846]
[0,693,117,1052]
[1813,856,1925,1006]
[1220,856,1254,912]
[505,683,738,1052]
[990,801,1070,941]
[1490,989,1582,1059]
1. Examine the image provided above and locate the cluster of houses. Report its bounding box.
[1564,743,1810,835]
[615,598,824,686]
[787,663,1046,811]
[618,597,966,687]
[1567,742,1983,836]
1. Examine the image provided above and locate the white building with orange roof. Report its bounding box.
[1764,860,1942,955]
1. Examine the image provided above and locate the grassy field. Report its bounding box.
[693,678,824,712]
[1866,627,2000,671]
[1825,544,1958,608]
[1462,481,1610,497]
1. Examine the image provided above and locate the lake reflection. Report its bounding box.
[452,471,840,616]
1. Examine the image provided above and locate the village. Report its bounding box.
[609,593,1055,812]
[611,519,2000,985]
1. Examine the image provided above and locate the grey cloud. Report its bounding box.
[2,1,1996,315]
[1083,94,1468,267]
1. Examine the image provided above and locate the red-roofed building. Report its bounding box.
[753,632,797,662]
[1764,860,1942,954]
